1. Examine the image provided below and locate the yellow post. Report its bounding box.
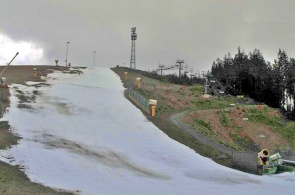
[151,105,156,117]
[136,78,142,88]
[124,72,128,80]
[149,99,157,117]
[33,68,37,77]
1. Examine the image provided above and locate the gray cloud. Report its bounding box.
[0,0,295,72]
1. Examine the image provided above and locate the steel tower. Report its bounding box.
[130,27,137,69]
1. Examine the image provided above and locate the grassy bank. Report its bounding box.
[112,66,295,170]
[112,67,232,167]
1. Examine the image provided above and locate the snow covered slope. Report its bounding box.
[0,67,294,195]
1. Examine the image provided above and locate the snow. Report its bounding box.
[25,81,45,86]
[0,67,294,195]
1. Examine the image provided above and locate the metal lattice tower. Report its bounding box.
[158,64,165,75]
[176,59,185,77]
[130,27,137,69]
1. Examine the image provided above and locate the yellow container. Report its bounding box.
[149,99,158,105]
[151,105,156,117]
[33,68,37,77]
[136,78,142,88]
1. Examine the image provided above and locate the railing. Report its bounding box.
[231,151,258,174]
[209,74,233,99]
[128,82,150,114]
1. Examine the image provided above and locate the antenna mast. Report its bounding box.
[130,27,137,69]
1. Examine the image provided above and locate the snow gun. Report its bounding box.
[258,149,295,175]
[0,52,19,88]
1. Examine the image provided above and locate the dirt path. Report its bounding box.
[170,111,234,156]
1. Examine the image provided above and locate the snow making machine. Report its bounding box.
[258,149,295,175]
[0,52,19,88]
[1,77,8,88]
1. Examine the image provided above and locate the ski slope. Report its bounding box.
[0,67,294,195]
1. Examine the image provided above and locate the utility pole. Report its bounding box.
[65,42,70,67]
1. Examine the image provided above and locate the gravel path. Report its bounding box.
[170,111,234,156]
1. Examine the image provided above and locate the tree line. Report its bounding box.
[211,47,295,112]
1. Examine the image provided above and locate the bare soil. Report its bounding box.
[183,107,288,151]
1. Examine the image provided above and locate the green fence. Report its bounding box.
[128,86,150,115]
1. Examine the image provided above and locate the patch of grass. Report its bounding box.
[189,85,204,96]
[245,107,295,148]
[230,132,250,150]
[15,90,24,95]
[0,121,19,150]
[16,94,30,103]
[189,118,219,141]
[17,104,32,109]
[245,107,282,127]
[220,111,231,127]
[177,90,184,96]
[194,99,234,110]
[233,126,243,131]
[194,118,211,129]
[0,160,73,195]
[273,122,295,147]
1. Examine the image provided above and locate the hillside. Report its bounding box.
[0,66,294,194]
[112,67,295,168]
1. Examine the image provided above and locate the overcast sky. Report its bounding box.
[0,0,295,72]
